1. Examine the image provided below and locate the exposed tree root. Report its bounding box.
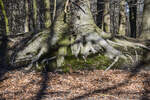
[7,0,150,71]
[104,56,119,72]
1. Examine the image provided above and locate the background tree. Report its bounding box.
[140,0,150,39]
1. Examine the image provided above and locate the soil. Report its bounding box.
[0,68,150,100]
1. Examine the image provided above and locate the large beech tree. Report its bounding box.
[0,0,150,71]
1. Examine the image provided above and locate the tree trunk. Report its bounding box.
[70,0,120,58]
[24,0,29,32]
[128,0,137,38]
[44,0,51,28]
[109,0,120,36]
[125,1,131,37]
[136,0,144,37]
[140,0,150,40]
[103,0,110,32]
[119,1,127,36]
[89,0,97,23]
[0,0,9,34]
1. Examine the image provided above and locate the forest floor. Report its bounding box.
[0,68,150,100]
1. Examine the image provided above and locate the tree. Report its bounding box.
[136,0,144,37]
[140,0,150,39]
[0,0,149,71]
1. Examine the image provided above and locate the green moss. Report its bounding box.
[59,48,127,73]
[61,54,113,72]
[58,36,70,46]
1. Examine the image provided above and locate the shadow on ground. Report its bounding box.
[70,51,150,100]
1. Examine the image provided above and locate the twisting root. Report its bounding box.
[41,56,56,64]
[107,39,128,50]
[104,56,119,72]
[125,54,134,64]
[135,50,138,62]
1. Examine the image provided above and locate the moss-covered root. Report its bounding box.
[57,36,71,67]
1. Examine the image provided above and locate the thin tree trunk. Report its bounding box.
[103,0,110,32]
[119,0,126,35]
[89,0,97,23]
[128,0,137,38]
[25,0,29,32]
[109,0,120,36]
[0,0,9,34]
[33,0,37,31]
[125,1,131,37]
[44,0,51,28]
[136,0,144,37]
[97,0,104,28]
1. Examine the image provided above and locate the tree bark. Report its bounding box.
[89,0,97,23]
[24,0,29,32]
[136,0,144,37]
[109,0,120,36]
[119,1,126,35]
[70,0,120,59]
[44,0,51,28]
[140,0,150,40]
[103,0,110,32]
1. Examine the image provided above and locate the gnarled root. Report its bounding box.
[9,0,150,72]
